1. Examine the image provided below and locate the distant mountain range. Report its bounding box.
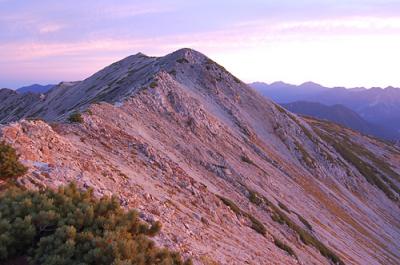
[251,82,400,141]
[281,101,398,140]
[16,84,55,94]
[251,81,328,103]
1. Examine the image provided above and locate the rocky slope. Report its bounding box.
[0,88,43,122]
[1,48,400,265]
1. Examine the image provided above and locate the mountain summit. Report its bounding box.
[1,49,400,264]
[0,48,243,122]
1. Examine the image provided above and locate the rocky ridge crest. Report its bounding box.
[1,48,400,264]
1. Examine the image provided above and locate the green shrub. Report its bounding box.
[0,141,27,181]
[248,190,263,206]
[291,117,315,143]
[272,207,343,264]
[247,214,266,235]
[217,195,242,216]
[68,112,83,123]
[149,81,158,88]
[244,187,344,265]
[297,214,313,231]
[273,237,296,257]
[278,201,291,213]
[335,142,395,200]
[294,141,315,168]
[241,155,254,165]
[274,104,287,114]
[315,129,397,201]
[217,195,266,236]
[341,137,400,194]
[0,183,191,265]
[271,212,285,224]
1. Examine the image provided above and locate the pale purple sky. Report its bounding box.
[1,0,400,88]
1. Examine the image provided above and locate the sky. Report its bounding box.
[1,0,400,89]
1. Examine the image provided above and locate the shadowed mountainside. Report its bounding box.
[251,82,400,141]
[281,101,398,140]
[16,84,55,94]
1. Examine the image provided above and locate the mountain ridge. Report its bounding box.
[16,83,55,94]
[1,48,400,265]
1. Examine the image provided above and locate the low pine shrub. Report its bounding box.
[0,183,192,265]
[68,112,83,123]
[278,201,291,213]
[248,214,266,235]
[217,195,242,215]
[241,155,254,165]
[217,195,266,236]
[248,190,263,206]
[273,237,296,257]
[244,188,344,264]
[149,81,158,88]
[0,141,27,181]
[297,214,313,231]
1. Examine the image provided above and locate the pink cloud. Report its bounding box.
[2,15,400,88]
[39,23,65,34]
